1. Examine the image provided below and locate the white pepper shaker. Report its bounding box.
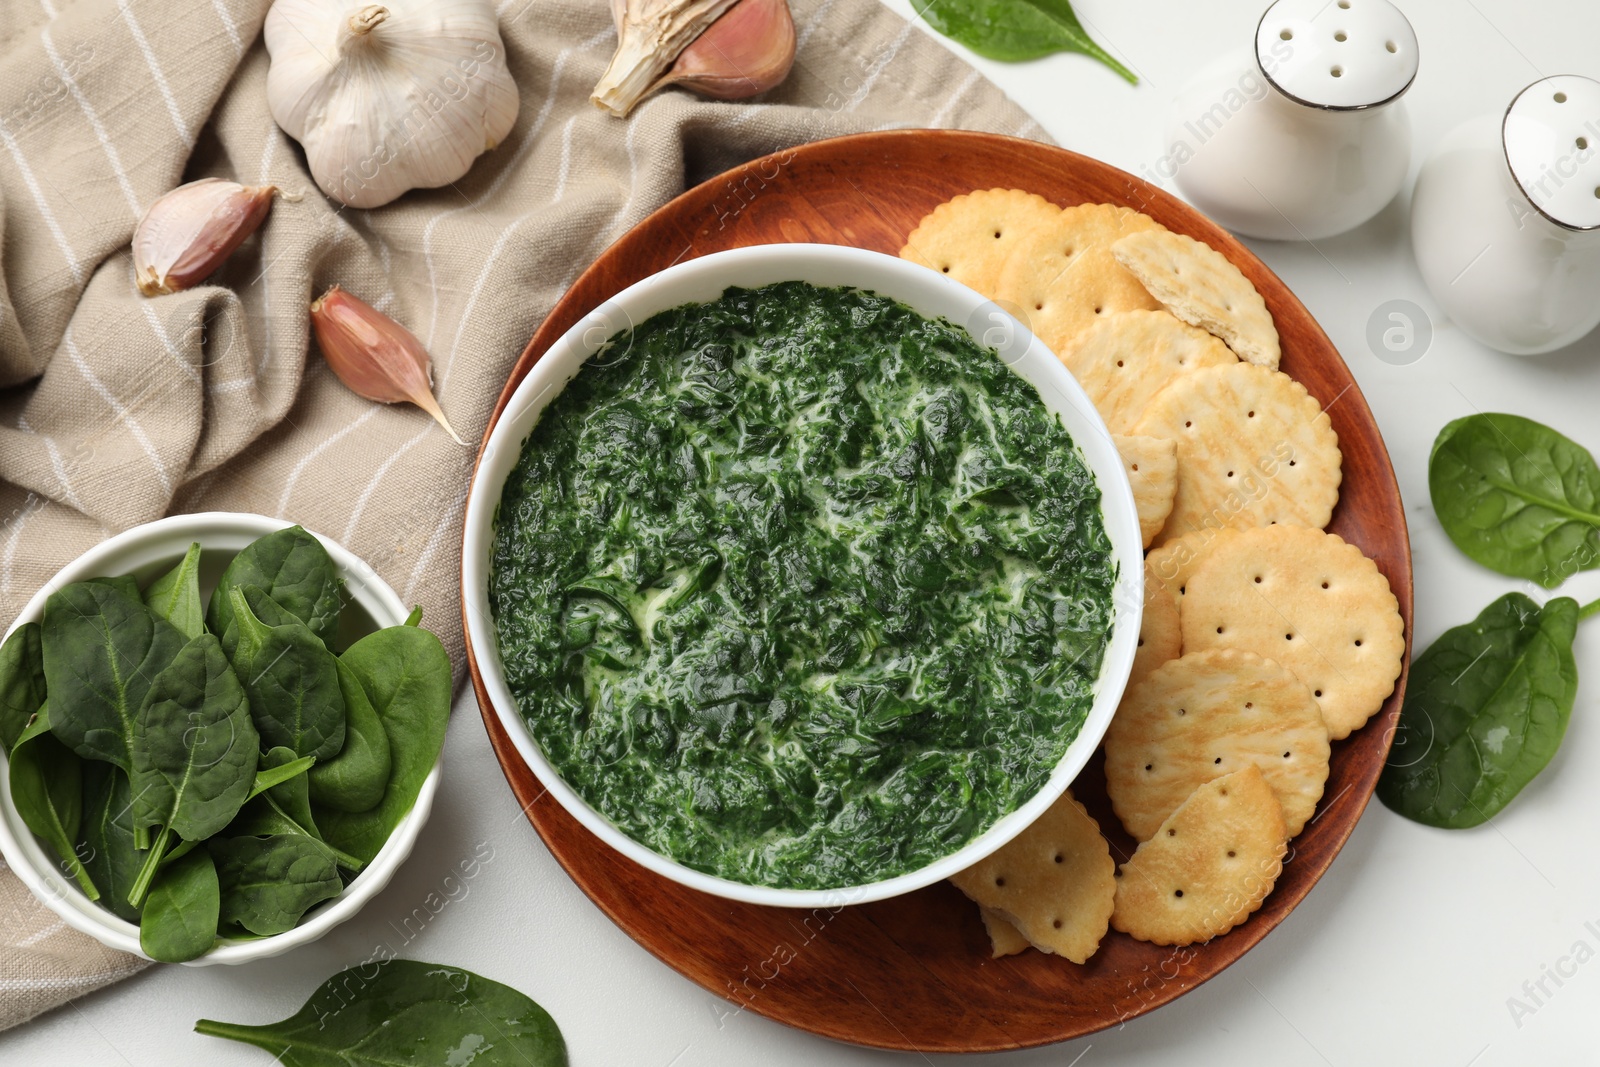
[1411,76,1600,356]
[1161,0,1418,241]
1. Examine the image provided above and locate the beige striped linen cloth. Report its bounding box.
[0,0,1043,1030]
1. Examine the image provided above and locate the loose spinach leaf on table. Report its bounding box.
[140,848,219,963]
[129,633,260,906]
[1430,413,1600,589]
[208,834,342,937]
[0,621,46,751]
[307,659,391,814]
[911,0,1135,79]
[9,703,99,899]
[78,762,147,923]
[1378,593,1582,828]
[317,625,450,865]
[209,525,344,650]
[143,542,205,639]
[42,581,188,771]
[194,958,569,1066]
[227,588,346,761]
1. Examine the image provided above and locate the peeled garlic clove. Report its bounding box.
[592,0,743,117]
[309,285,466,445]
[652,0,794,102]
[264,0,520,209]
[132,178,275,297]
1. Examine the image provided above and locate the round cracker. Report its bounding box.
[1181,525,1405,740]
[993,204,1165,357]
[1063,310,1238,434]
[1114,434,1178,548]
[1130,563,1181,691]
[949,790,1114,964]
[1132,363,1341,545]
[1145,527,1242,602]
[899,189,1063,297]
[1105,649,1330,841]
[978,906,1032,958]
[1111,229,1281,369]
[1111,765,1288,947]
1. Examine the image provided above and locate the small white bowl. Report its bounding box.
[463,244,1143,908]
[0,512,439,965]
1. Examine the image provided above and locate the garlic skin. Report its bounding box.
[264,0,520,209]
[132,179,275,297]
[592,0,743,117]
[310,285,466,445]
[652,0,794,102]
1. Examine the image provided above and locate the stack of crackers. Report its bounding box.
[901,190,1406,961]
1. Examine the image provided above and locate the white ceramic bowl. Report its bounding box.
[0,512,439,965]
[463,244,1143,908]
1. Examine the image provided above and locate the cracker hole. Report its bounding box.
[1138,637,1146,648]
[1177,707,1187,716]
[994,230,1002,239]
[1035,303,1043,311]
[1174,889,1184,898]
[1131,463,1140,472]
[1253,575,1262,583]
[1227,850,1237,858]
[1220,788,1229,796]
[1215,626,1224,634]
[1244,702,1253,709]
[1095,306,1104,315]
[1289,460,1297,467]
[1117,360,1125,367]
[1354,639,1363,647]
[1314,689,1323,697]
[1285,633,1294,640]
[1185,420,1194,428]
[1227,471,1235,478]
[995,877,1006,887]
[1321,581,1330,589]
[1054,854,1064,864]
[1053,919,1063,929]
[1283,752,1291,759]
[1167,828,1177,837]
[1213,757,1222,764]
[1145,763,1154,771]
[1247,410,1256,418]
[941,266,950,273]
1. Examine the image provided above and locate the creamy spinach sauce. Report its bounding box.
[490,282,1115,889]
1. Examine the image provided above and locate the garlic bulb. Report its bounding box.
[592,0,742,117]
[264,0,520,209]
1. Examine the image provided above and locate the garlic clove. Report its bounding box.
[651,0,794,102]
[309,285,466,445]
[264,0,520,209]
[591,0,744,117]
[132,178,276,297]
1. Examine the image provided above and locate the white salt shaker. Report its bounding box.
[1161,0,1418,241]
[1411,76,1600,356]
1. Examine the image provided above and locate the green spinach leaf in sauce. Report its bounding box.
[490,282,1116,890]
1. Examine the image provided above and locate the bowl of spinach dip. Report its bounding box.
[465,244,1144,906]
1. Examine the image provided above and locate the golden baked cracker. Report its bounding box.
[1111,230,1281,369]
[1131,563,1181,691]
[949,790,1115,964]
[1180,525,1405,741]
[979,907,1031,958]
[1062,310,1238,434]
[1114,434,1178,549]
[993,204,1164,357]
[1105,649,1330,840]
[1145,527,1243,602]
[1132,364,1341,546]
[1111,765,1288,946]
[899,189,1062,296]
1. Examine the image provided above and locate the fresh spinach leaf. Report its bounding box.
[317,626,450,865]
[42,581,187,771]
[85,575,142,600]
[307,660,391,814]
[143,542,205,639]
[10,703,98,899]
[209,526,344,649]
[208,834,342,937]
[194,958,568,1066]
[227,794,364,874]
[227,588,346,761]
[78,762,146,922]
[1378,593,1582,827]
[403,606,422,627]
[139,848,219,963]
[0,621,46,751]
[129,633,260,906]
[911,0,1135,79]
[249,753,316,800]
[1430,413,1600,589]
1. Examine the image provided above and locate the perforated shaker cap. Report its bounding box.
[1503,76,1600,231]
[1255,0,1418,110]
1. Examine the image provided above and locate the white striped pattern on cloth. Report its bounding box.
[0,0,1046,1031]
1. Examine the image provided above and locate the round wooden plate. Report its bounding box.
[462,130,1413,1053]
